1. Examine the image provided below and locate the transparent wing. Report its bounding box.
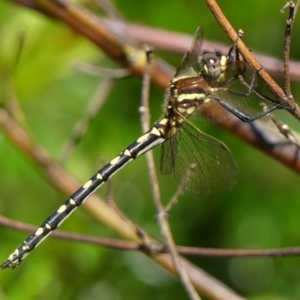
[161,120,238,195]
[195,98,234,123]
[160,132,178,175]
[213,88,256,117]
[210,61,274,120]
[173,27,204,79]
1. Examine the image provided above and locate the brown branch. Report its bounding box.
[12,1,300,81]
[0,215,140,251]
[140,49,200,300]
[3,215,300,258]
[97,18,300,81]
[32,0,171,87]
[282,1,295,97]
[205,0,300,120]
[281,1,300,97]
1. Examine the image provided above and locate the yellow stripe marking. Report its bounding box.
[110,156,120,165]
[177,107,185,114]
[70,198,76,205]
[35,227,44,236]
[97,173,103,180]
[137,133,149,143]
[10,250,19,259]
[178,93,205,102]
[45,224,51,230]
[83,180,92,189]
[220,55,227,66]
[21,252,30,259]
[150,127,161,136]
[57,204,67,213]
[124,149,132,156]
[159,118,168,125]
[22,244,30,251]
[186,106,195,114]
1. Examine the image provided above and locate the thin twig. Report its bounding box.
[281,1,300,97]
[262,103,300,147]
[3,215,300,258]
[59,79,114,163]
[165,165,194,213]
[0,215,140,250]
[140,47,200,300]
[165,185,183,213]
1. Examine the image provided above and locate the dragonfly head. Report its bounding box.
[200,51,228,81]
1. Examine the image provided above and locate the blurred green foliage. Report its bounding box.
[1,1,300,299]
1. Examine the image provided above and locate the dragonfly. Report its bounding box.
[1,27,281,269]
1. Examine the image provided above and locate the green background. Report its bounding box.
[1,1,300,299]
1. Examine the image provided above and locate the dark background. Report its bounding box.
[1,1,300,299]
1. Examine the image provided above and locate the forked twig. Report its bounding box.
[281,1,300,97]
[261,102,300,147]
[165,164,195,213]
[3,214,300,258]
[140,47,201,300]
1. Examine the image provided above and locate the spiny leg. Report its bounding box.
[213,94,281,122]
[226,31,283,109]
[217,68,283,122]
[214,66,283,121]
[1,121,167,269]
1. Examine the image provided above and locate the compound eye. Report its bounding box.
[202,53,221,78]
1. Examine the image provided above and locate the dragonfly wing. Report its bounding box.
[210,59,275,118]
[174,27,204,79]
[160,133,178,174]
[170,121,238,194]
[212,87,269,120]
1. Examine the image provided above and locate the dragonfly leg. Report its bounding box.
[214,95,281,122]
